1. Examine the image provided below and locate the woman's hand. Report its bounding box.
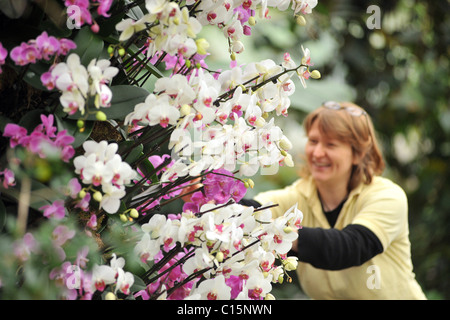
[180,178,202,202]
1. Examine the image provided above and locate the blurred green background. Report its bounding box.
[204,0,450,299]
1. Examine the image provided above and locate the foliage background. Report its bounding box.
[201,0,449,299]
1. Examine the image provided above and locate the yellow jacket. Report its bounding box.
[254,176,426,300]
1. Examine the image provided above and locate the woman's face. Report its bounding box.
[305,121,357,187]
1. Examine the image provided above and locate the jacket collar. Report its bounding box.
[298,175,365,200]
[297,176,366,228]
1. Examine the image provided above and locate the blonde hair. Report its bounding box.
[300,102,385,191]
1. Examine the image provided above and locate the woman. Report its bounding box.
[249,101,426,299]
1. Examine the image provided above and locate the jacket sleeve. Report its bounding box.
[351,181,408,251]
[297,224,383,270]
[239,198,384,270]
[238,198,263,208]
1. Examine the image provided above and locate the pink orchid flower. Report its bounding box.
[40,200,66,220]
[3,123,28,148]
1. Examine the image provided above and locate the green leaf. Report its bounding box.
[130,275,147,293]
[0,114,12,132]
[72,27,105,65]
[18,109,44,132]
[0,199,6,232]
[96,3,125,39]
[106,85,149,119]
[23,61,52,91]
[118,141,144,165]
[0,179,57,212]
[54,115,94,149]
[126,2,144,20]
[127,44,164,79]
[64,85,148,121]
[139,158,158,184]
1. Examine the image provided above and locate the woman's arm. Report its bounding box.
[239,198,383,271]
[295,225,383,270]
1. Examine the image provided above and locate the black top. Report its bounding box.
[238,198,383,270]
[320,196,346,228]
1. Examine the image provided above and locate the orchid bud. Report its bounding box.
[105,292,117,300]
[283,256,298,271]
[78,189,86,199]
[296,15,306,26]
[311,70,321,79]
[91,22,99,33]
[232,41,245,54]
[254,117,266,127]
[77,119,84,129]
[216,251,224,263]
[93,191,102,202]
[129,208,139,219]
[248,16,256,26]
[283,154,294,167]
[243,25,252,36]
[35,160,52,182]
[96,111,107,121]
[119,214,128,223]
[265,293,276,300]
[180,104,191,116]
[243,178,254,189]
[283,226,295,234]
[195,38,209,55]
[279,136,293,151]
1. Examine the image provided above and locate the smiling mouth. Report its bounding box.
[312,162,331,168]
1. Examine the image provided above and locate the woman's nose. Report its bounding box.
[312,143,326,158]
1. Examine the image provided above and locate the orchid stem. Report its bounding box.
[17,176,31,236]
